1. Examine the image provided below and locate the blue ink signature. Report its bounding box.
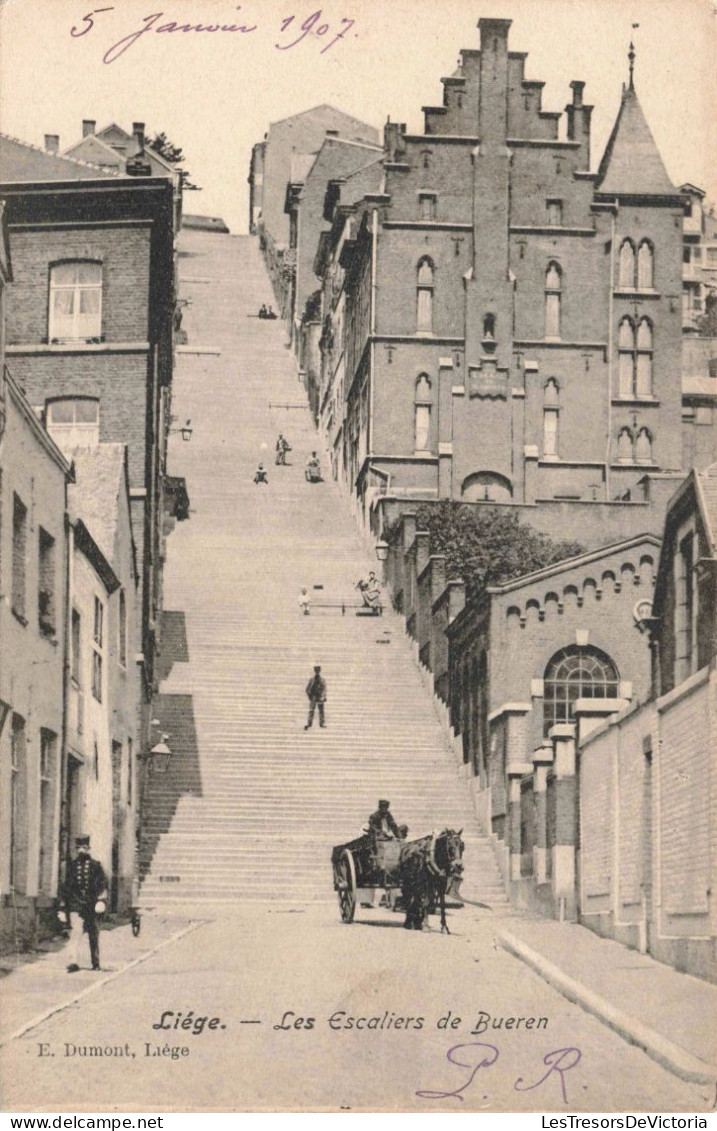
[416,1042,582,1104]
[70,7,356,64]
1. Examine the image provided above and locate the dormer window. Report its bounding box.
[49,261,102,341]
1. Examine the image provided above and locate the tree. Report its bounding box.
[389,501,584,600]
[146,132,201,191]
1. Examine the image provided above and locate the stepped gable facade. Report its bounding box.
[315,19,702,521]
[0,134,183,747]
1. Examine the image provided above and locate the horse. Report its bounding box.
[398,828,464,933]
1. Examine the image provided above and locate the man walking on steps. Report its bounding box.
[304,665,327,729]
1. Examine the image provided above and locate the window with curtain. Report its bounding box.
[542,379,560,458]
[416,259,434,333]
[637,241,654,289]
[635,427,652,463]
[544,263,562,338]
[414,374,432,451]
[618,240,636,288]
[49,261,102,341]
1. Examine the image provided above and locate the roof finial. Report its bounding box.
[628,23,639,90]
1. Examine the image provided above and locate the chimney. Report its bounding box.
[132,121,145,151]
[82,119,96,137]
[44,135,59,154]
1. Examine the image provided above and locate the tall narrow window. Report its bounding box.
[618,239,636,288]
[636,319,653,396]
[675,532,696,682]
[414,374,432,452]
[637,241,654,289]
[92,596,104,702]
[416,259,434,333]
[39,730,57,893]
[71,608,81,684]
[543,378,560,458]
[38,528,56,636]
[127,737,133,808]
[635,426,652,463]
[547,200,563,226]
[49,261,102,341]
[10,714,27,893]
[12,494,28,621]
[544,263,562,338]
[118,588,127,668]
[617,427,633,462]
[419,194,436,221]
[618,317,635,397]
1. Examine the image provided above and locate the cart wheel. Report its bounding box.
[336,850,356,924]
[131,910,141,937]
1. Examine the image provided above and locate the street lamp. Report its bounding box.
[146,735,172,773]
[375,540,389,562]
[169,419,193,442]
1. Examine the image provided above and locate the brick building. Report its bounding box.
[308,19,711,528]
[0,134,184,750]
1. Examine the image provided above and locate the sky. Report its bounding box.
[0,0,714,233]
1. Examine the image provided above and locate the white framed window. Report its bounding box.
[544,263,562,338]
[46,398,100,450]
[416,259,434,333]
[49,261,102,341]
[92,596,104,703]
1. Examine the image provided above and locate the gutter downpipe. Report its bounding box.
[58,516,74,903]
[605,207,616,501]
[368,207,378,530]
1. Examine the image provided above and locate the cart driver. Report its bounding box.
[368,800,406,840]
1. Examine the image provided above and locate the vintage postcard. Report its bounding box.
[0,0,715,1115]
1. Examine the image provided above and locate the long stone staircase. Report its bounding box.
[138,230,508,909]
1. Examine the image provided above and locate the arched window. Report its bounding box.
[543,645,619,736]
[618,317,635,396]
[618,240,636,288]
[543,378,560,458]
[461,471,513,502]
[635,426,652,463]
[49,261,102,341]
[544,262,562,339]
[416,258,434,333]
[617,426,633,463]
[637,241,654,289]
[414,374,432,452]
[636,318,653,396]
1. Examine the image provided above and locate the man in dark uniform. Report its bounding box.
[368,800,405,840]
[304,665,327,729]
[64,835,108,973]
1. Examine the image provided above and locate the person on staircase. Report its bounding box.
[305,452,322,483]
[356,572,382,614]
[304,665,327,729]
[275,434,291,465]
[254,463,269,485]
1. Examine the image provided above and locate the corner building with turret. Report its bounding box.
[331,19,692,519]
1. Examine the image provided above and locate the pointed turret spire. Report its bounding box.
[596,44,677,197]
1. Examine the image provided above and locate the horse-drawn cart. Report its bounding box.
[331,834,403,923]
[331,829,465,931]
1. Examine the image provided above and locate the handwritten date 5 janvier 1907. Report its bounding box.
[70,7,357,63]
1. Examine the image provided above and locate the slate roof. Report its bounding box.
[0,132,120,181]
[596,84,676,196]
